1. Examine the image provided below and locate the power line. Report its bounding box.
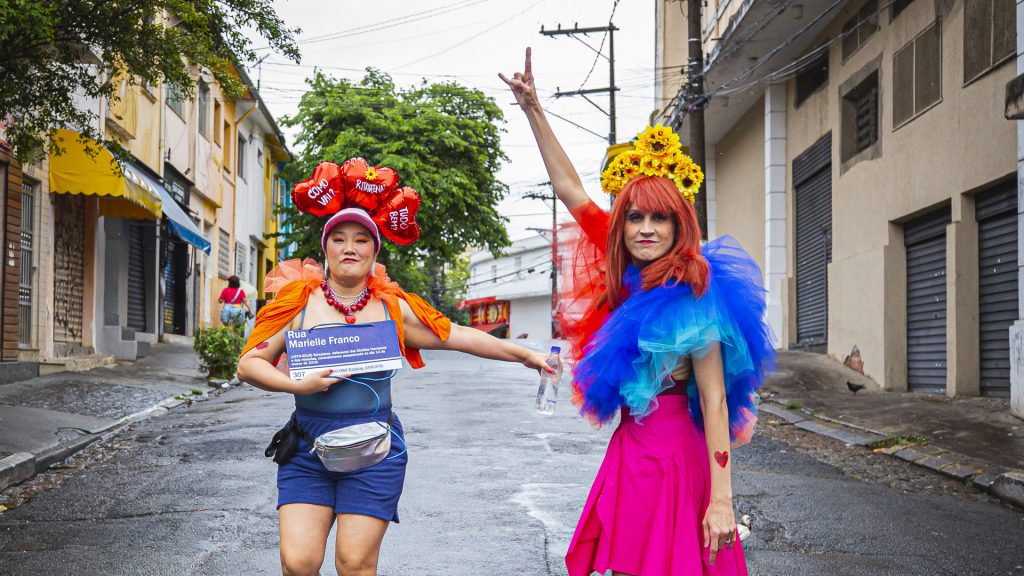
[394,0,545,70]
[254,0,493,49]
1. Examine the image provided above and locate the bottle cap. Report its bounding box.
[551,346,561,353]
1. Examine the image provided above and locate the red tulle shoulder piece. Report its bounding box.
[558,201,614,410]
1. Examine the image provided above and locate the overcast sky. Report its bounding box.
[248,0,667,241]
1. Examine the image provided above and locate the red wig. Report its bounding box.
[603,176,709,309]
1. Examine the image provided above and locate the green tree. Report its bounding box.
[0,0,299,160]
[277,70,510,311]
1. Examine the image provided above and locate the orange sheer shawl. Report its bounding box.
[239,258,451,368]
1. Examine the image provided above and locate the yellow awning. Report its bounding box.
[48,129,162,219]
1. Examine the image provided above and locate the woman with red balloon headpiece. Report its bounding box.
[236,158,552,576]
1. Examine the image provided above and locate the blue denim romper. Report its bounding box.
[276,304,408,521]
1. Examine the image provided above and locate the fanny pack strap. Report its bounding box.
[290,413,315,445]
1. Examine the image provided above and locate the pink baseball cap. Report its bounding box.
[321,208,381,254]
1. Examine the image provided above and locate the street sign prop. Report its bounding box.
[285,321,403,380]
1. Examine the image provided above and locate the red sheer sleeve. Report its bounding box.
[568,200,610,255]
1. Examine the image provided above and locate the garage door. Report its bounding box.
[793,133,832,351]
[905,207,951,394]
[976,183,1018,397]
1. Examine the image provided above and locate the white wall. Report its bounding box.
[509,295,552,340]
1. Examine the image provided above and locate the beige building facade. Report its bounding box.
[656,0,1021,412]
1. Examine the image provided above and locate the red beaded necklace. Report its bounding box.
[320,281,371,324]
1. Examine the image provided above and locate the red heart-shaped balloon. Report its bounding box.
[372,187,421,245]
[291,162,344,216]
[341,157,399,212]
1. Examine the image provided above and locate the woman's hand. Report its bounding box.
[291,369,339,395]
[520,349,555,376]
[703,495,737,565]
[499,47,540,112]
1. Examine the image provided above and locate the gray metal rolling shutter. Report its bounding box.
[976,183,1018,397]
[905,207,951,394]
[793,133,833,350]
[127,222,148,332]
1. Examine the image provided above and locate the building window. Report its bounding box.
[249,245,257,286]
[893,22,941,127]
[213,101,222,145]
[963,0,1015,84]
[491,264,497,283]
[237,134,246,181]
[197,81,210,138]
[165,83,184,118]
[795,50,829,107]
[891,0,913,20]
[841,70,879,162]
[223,121,232,172]
[218,228,231,278]
[235,243,247,280]
[514,255,522,274]
[841,0,879,61]
[19,181,36,347]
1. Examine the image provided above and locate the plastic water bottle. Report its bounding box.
[535,346,563,415]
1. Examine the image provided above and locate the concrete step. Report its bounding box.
[0,361,40,385]
[39,354,116,375]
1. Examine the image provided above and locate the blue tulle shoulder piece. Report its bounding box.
[571,235,777,446]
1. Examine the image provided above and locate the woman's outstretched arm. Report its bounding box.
[693,342,737,566]
[500,47,590,211]
[399,299,552,374]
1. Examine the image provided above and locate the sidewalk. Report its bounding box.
[0,336,221,492]
[762,350,1024,508]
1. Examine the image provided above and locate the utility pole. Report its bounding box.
[540,23,620,147]
[524,183,560,338]
[686,0,708,237]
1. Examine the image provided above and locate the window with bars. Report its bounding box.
[795,50,829,107]
[841,0,879,61]
[218,228,231,278]
[841,70,879,162]
[19,181,36,347]
[235,243,247,280]
[894,22,941,127]
[963,0,1015,83]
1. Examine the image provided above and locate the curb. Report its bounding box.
[0,389,221,493]
[761,400,1024,510]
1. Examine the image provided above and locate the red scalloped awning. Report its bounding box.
[457,296,497,310]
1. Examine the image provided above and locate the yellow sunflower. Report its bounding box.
[639,155,666,176]
[365,167,378,181]
[636,124,682,157]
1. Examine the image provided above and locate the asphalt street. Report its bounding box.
[1,347,1022,575]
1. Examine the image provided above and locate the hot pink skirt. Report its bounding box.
[565,395,749,576]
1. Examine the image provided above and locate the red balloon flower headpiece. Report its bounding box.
[291,158,421,245]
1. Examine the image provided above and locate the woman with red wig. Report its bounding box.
[502,49,775,575]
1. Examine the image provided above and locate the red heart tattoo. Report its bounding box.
[341,157,399,211]
[714,450,729,468]
[372,186,421,245]
[291,162,344,216]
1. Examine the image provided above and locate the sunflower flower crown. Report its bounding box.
[600,124,704,204]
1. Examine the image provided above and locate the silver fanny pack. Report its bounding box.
[311,417,392,473]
